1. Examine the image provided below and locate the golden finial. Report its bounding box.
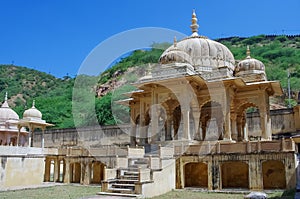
[190,9,199,35]
[246,45,251,58]
[173,36,177,47]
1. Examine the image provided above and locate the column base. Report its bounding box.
[219,139,236,143]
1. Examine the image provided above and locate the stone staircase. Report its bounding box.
[99,145,175,198]
[108,170,138,194]
[106,158,149,195]
[100,158,150,197]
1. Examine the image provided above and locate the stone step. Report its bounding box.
[108,187,135,194]
[124,167,139,172]
[121,175,139,180]
[117,179,139,183]
[97,191,141,198]
[112,183,135,189]
[124,171,139,176]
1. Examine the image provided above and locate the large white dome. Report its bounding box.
[159,11,235,73]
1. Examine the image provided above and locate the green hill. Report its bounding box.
[0,35,299,129]
[0,64,75,128]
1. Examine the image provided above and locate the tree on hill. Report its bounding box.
[0,35,299,128]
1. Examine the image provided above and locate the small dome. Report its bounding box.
[158,11,235,72]
[235,46,267,82]
[159,47,192,65]
[23,100,42,119]
[0,93,19,121]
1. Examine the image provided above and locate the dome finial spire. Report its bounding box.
[1,92,9,108]
[173,36,177,47]
[190,9,199,36]
[246,45,251,58]
[32,100,35,108]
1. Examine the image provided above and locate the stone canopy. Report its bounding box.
[122,10,283,145]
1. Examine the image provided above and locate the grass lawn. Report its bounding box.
[0,185,295,199]
[150,189,295,199]
[0,185,100,199]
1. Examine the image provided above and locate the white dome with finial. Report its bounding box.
[23,100,42,120]
[235,46,267,82]
[159,36,193,65]
[0,92,19,122]
[159,10,235,73]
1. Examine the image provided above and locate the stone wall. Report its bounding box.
[33,125,131,148]
[33,107,300,147]
[176,152,296,191]
[141,159,176,197]
[247,108,296,137]
[0,156,45,190]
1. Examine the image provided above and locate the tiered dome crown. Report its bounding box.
[23,100,42,120]
[0,93,19,121]
[159,10,235,72]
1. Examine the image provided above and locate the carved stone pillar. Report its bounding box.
[83,162,91,185]
[181,107,190,140]
[54,158,60,182]
[151,106,159,143]
[63,159,71,183]
[192,109,201,140]
[260,106,271,140]
[259,91,271,140]
[223,111,232,140]
[223,87,233,141]
[151,89,159,143]
[130,107,137,146]
[165,110,173,141]
[44,158,51,182]
[231,113,238,141]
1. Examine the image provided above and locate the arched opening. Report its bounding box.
[237,102,260,141]
[221,161,249,189]
[173,105,181,140]
[160,99,181,141]
[50,160,55,182]
[91,161,105,184]
[59,160,64,182]
[184,162,208,188]
[200,101,223,141]
[262,160,286,189]
[70,162,81,183]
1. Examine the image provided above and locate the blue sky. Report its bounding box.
[0,0,299,78]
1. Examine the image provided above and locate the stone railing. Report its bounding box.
[0,146,45,156]
[159,146,174,159]
[89,146,128,157]
[174,139,295,156]
[60,145,145,158]
[148,156,161,170]
[138,168,151,182]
